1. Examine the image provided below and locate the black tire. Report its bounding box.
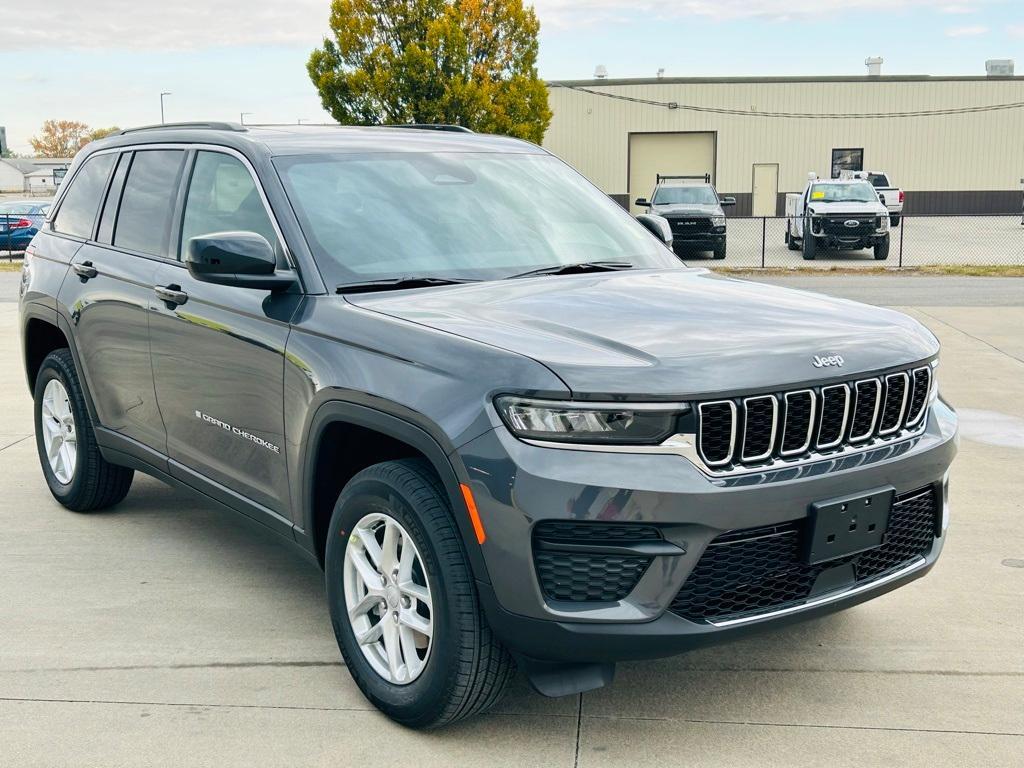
[712,244,726,260]
[874,234,890,260]
[786,224,800,251]
[802,230,817,260]
[325,459,514,728]
[890,214,900,227]
[33,349,133,511]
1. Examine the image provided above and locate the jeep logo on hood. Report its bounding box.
[812,354,845,368]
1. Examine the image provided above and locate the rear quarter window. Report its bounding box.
[52,153,116,239]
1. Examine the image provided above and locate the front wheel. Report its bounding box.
[874,234,890,260]
[802,230,817,260]
[33,349,133,511]
[325,459,514,728]
[712,244,726,260]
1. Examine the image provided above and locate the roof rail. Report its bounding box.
[118,122,247,135]
[379,124,473,133]
[656,173,711,184]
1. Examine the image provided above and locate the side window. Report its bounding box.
[52,153,116,239]
[114,150,185,257]
[180,151,280,261]
[96,153,130,244]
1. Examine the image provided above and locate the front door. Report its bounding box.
[148,150,300,526]
[752,163,779,216]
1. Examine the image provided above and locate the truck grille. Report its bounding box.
[819,216,878,237]
[532,522,661,603]
[696,365,932,472]
[666,216,712,235]
[669,486,938,623]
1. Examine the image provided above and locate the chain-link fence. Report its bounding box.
[686,214,1024,269]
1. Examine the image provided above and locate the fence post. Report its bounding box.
[898,215,905,268]
[761,217,767,268]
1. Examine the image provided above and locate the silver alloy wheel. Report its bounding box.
[41,378,77,485]
[343,512,434,684]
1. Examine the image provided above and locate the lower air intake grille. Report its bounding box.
[669,487,938,623]
[533,522,661,603]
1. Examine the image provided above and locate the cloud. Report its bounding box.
[945,24,989,37]
[532,0,988,29]
[939,4,975,13]
[1009,25,1024,38]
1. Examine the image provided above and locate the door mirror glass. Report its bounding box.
[635,214,672,246]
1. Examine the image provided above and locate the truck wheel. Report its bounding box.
[33,349,134,511]
[786,224,799,251]
[325,458,515,729]
[890,214,900,227]
[874,235,890,261]
[802,232,817,260]
[712,244,726,260]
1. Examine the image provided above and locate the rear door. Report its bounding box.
[56,149,179,454]
[148,149,300,528]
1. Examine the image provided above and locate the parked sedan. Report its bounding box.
[0,201,51,253]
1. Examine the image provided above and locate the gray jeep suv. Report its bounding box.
[19,123,957,728]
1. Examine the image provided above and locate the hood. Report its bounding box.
[347,269,938,397]
[807,201,887,216]
[650,203,722,217]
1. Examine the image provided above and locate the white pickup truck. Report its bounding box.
[785,173,892,261]
[839,170,904,225]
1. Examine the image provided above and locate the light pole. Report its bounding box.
[160,92,172,124]
[240,112,253,126]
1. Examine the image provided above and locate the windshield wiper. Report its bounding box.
[336,276,477,294]
[507,261,635,280]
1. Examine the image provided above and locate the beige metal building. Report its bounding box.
[543,75,1024,215]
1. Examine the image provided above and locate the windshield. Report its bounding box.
[810,182,878,203]
[275,152,678,286]
[652,185,718,206]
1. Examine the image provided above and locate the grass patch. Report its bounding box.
[713,265,1024,278]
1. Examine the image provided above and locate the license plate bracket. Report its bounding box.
[804,487,894,565]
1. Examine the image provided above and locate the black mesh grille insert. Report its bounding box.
[782,392,814,454]
[533,521,662,543]
[907,368,931,425]
[669,487,938,623]
[699,403,735,464]
[535,552,650,602]
[850,380,880,439]
[817,386,848,448]
[879,374,908,433]
[742,396,776,460]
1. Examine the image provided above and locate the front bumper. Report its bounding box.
[672,233,724,251]
[456,400,957,663]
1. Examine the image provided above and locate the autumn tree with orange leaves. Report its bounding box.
[308,0,551,142]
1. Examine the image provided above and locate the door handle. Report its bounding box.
[72,261,98,280]
[155,284,189,307]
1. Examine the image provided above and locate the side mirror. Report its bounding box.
[186,231,295,291]
[635,214,672,246]
[720,196,737,206]
[634,198,651,208]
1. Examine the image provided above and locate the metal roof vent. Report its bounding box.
[865,57,883,76]
[986,59,1014,77]
[594,64,608,79]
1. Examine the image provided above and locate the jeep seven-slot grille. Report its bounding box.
[696,365,932,472]
[669,487,938,623]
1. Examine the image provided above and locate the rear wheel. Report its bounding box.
[33,349,133,511]
[874,234,890,260]
[889,214,901,227]
[325,459,514,728]
[786,223,800,251]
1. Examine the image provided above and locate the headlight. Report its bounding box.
[877,215,890,232]
[711,216,726,227]
[929,358,939,404]
[495,396,686,445]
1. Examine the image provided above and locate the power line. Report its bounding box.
[553,84,1024,119]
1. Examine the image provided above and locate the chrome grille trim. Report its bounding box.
[849,378,882,444]
[905,366,931,427]
[697,401,737,467]
[878,372,910,436]
[780,390,816,457]
[740,395,778,463]
[816,383,851,450]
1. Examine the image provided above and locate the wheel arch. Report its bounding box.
[299,399,491,583]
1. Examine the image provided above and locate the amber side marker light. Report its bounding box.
[460,483,487,545]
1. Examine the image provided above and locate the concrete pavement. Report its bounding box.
[1,283,1022,767]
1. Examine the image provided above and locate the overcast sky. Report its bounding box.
[2,0,1021,153]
